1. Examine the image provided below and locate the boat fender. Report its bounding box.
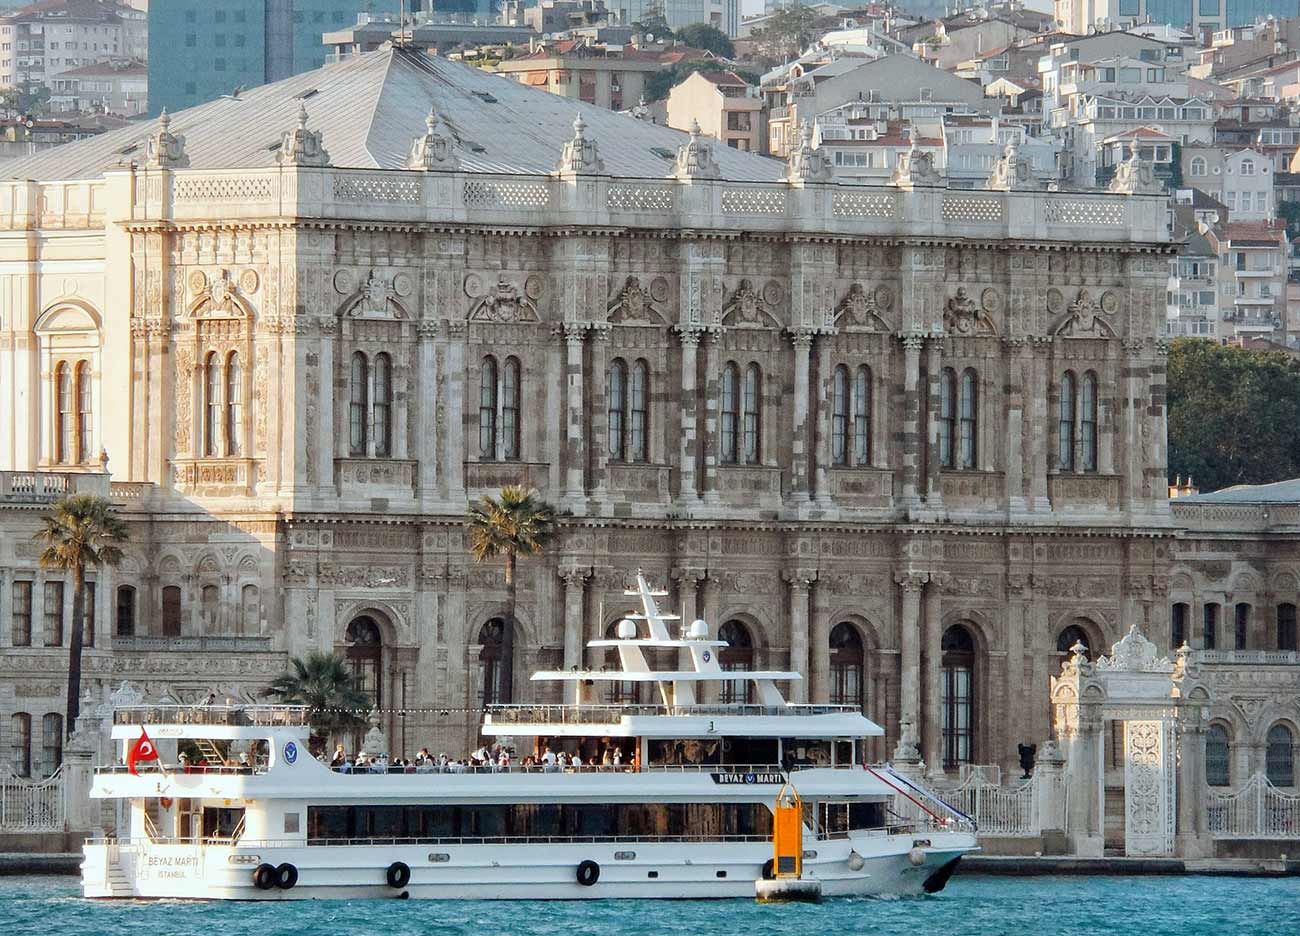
[576,860,600,886]
[396,891,410,900]
[252,863,278,891]
[761,858,775,880]
[386,861,412,889]
[275,862,299,889]
[907,847,927,867]
[847,851,865,872]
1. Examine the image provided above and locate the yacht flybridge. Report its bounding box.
[82,573,978,900]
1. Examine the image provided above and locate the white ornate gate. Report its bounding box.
[1122,720,1176,856]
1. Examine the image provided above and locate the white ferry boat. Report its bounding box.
[82,574,977,900]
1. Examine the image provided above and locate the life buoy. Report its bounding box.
[761,858,775,880]
[576,859,600,886]
[275,862,299,889]
[386,861,411,889]
[252,863,278,891]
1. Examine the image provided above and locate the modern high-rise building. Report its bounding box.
[1056,0,1300,35]
[612,0,741,38]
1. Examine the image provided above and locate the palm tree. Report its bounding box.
[466,486,560,704]
[35,494,128,739]
[264,651,371,747]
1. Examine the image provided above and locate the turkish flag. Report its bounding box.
[127,728,159,776]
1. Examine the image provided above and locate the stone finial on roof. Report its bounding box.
[891,135,942,189]
[985,141,1038,192]
[673,119,720,181]
[144,108,189,169]
[557,113,605,174]
[408,107,458,170]
[784,120,832,183]
[1108,138,1165,195]
[277,103,331,168]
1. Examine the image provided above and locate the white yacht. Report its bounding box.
[82,574,978,900]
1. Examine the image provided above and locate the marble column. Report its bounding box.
[701,329,723,505]
[922,572,947,777]
[894,570,928,760]
[562,323,587,507]
[1028,338,1051,509]
[809,589,831,704]
[1064,709,1104,857]
[559,566,590,704]
[674,327,701,505]
[672,567,704,672]
[1003,574,1029,779]
[923,336,944,508]
[1175,713,1211,859]
[899,333,925,507]
[813,334,834,505]
[788,329,814,503]
[443,321,466,501]
[700,575,722,703]
[784,570,815,703]
[588,323,612,505]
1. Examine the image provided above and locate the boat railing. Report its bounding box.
[484,702,859,725]
[328,762,798,775]
[95,763,269,776]
[111,704,312,727]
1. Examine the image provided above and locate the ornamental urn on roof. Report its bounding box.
[144,109,189,169]
[784,120,832,183]
[984,141,1039,192]
[557,113,606,174]
[673,119,720,180]
[1109,138,1165,195]
[277,104,331,168]
[408,107,458,170]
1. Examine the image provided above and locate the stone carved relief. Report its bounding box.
[174,346,193,453]
[721,278,780,328]
[1095,625,1175,674]
[1124,720,1175,856]
[607,276,668,325]
[943,286,997,336]
[833,283,892,331]
[467,274,540,323]
[339,269,407,319]
[1053,288,1117,338]
[188,269,252,319]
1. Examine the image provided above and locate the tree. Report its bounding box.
[646,61,760,103]
[36,495,128,740]
[264,651,371,747]
[466,486,560,703]
[676,23,735,59]
[1167,338,1300,492]
[633,1,674,40]
[751,8,817,65]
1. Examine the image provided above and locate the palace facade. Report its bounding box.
[0,48,1294,799]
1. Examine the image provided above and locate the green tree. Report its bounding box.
[264,651,371,745]
[1167,338,1300,492]
[675,23,735,58]
[646,61,760,102]
[466,486,560,702]
[751,8,817,64]
[36,495,128,739]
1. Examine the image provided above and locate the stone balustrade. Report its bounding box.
[0,470,110,503]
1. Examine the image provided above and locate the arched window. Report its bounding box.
[720,363,739,464]
[941,625,976,769]
[240,584,259,637]
[1080,371,1098,472]
[1206,724,1231,787]
[55,362,74,464]
[718,619,754,704]
[1266,724,1295,786]
[477,618,512,705]
[1278,603,1297,651]
[10,713,31,778]
[939,368,956,469]
[1189,155,1206,177]
[1234,603,1250,651]
[1056,624,1091,657]
[959,369,978,470]
[372,353,392,457]
[161,585,182,637]
[204,352,222,457]
[742,363,762,464]
[608,358,627,461]
[349,352,368,456]
[224,352,241,456]
[1171,602,1189,648]
[1204,602,1220,650]
[853,366,871,466]
[1241,158,1255,176]
[75,361,92,463]
[629,359,649,463]
[115,585,136,637]
[345,616,383,708]
[831,364,849,466]
[605,621,641,704]
[829,622,864,708]
[1058,371,1076,471]
[40,713,62,778]
[502,357,521,460]
[478,356,497,457]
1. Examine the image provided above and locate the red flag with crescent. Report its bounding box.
[127,728,159,776]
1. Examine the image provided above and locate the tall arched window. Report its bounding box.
[240,584,259,636]
[1266,724,1295,786]
[477,618,512,705]
[742,363,761,464]
[372,353,392,457]
[720,363,739,464]
[629,359,649,462]
[608,358,627,461]
[1190,155,1206,176]
[718,620,754,704]
[959,368,978,470]
[1206,724,1231,787]
[1080,371,1098,472]
[200,584,219,635]
[939,368,956,469]
[161,585,182,637]
[853,365,871,466]
[1056,624,1091,657]
[345,616,383,708]
[55,362,74,464]
[941,625,976,769]
[478,356,498,457]
[75,361,92,463]
[829,622,864,708]
[10,713,31,778]
[605,621,641,704]
[1204,602,1220,650]
[1278,603,1297,651]
[1171,602,1189,648]
[349,352,368,456]
[831,364,849,466]
[204,351,222,458]
[1234,603,1250,651]
[115,585,136,637]
[1058,371,1076,471]
[40,713,62,778]
[224,352,242,456]
[502,357,521,460]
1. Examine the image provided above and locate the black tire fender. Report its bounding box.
[386,861,411,889]
[275,862,298,890]
[576,859,600,886]
[761,858,775,881]
[252,863,278,891]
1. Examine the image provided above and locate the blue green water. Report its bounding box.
[6,873,1299,935]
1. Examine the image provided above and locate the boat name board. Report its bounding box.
[710,772,785,785]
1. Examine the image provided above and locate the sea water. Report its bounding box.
[4,873,1298,936]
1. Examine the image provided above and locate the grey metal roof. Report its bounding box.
[4,46,784,183]
[1178,479,1300,504]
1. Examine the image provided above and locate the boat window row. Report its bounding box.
[306,801,775,843]
[806,800,889,838]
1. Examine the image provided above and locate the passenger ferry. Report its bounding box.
[82,574,977,900]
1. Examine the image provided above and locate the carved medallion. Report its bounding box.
[332,269,356,295]
[240,269,260,295]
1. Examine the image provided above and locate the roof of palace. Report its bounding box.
[3,46,784,183]
[1179,478,1300,504]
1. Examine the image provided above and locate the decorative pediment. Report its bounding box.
[1095,625,1175,674]
[943,286,997,336]
[721,278,781,328]
[833,283,893,331]
[339,269,409,320]
[188,269,252,319]
[468,274,540,324]
[607,275,668,325]
[1051,287,1117,337]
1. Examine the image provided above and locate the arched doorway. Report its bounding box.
[345,616,383,709]
[941,624,976,770]
[718,620,754,705]
[477,618,514,706]
[829,622,864,708]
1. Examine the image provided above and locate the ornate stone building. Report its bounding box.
[0,46,1228,785]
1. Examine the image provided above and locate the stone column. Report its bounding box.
[562,323,587,508]
[671,567,704,671]
[1064,708,1104,857]
[1029,337,1051,509]
[893,570,928,761]
[809,587,831,704]
[674,327,702,505]
[784,569,815,703]
[899,333,925,507]
[416,320,440,501]
[443,321,466,500]
[700,329,723,505]
[1003,573,1029,779]
[1122,338,1145,510]
[588,323,612,505]
[1003,338,1027,512]
[923,336,945,508]
[700,574,722,703]
[922,572,947,778]
[813,334,834,505]
[559,566,590,704]
[788,329,814,503]
[1175,716,1211,859]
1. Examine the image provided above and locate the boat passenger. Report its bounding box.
[541,746,557,772]
[330,744,347,769]
[612,748,623,768]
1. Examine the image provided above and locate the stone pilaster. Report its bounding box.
[442,320,466,501]
[783,568,816,703]
[416,320,440,501]
[674,326,702,506]
[899,333,925,507]
[812,333,834,505]
[787,328,814,503]
[922,571,947,778]
[588,323,612,506]
[894,569,928,762]
[699,574,722,703]
[700,328,723,505]
[671,566,705,671]
[923,336,944,508]
[561,323,587,507]
[559,565,590,704]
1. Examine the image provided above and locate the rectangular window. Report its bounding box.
[84,581,95,649]
[1204,603,1219,650]
[1278,604,1297,651]
[43,581,63,647]
[162,585,182,638]
[12,580,32,646]
[1235,604,1249,650]
[116,586,135,637]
